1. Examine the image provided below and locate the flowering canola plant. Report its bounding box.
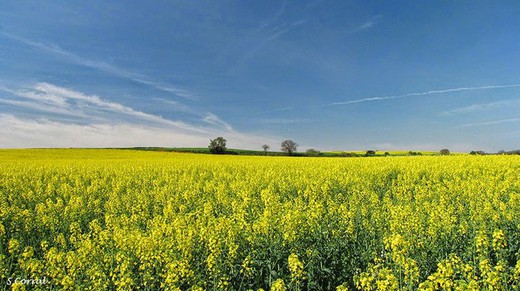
[0,149,519,290]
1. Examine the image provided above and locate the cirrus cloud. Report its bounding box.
[0,83,279,149]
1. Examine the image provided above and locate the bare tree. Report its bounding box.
[281,140,298,155]
[262,144,270,154]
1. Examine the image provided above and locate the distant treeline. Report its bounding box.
[128,147,520,157]
[471,150,520,155]
[501,149,520,155]
[130,147,289,156]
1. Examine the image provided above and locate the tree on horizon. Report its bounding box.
[440,149,450,155]
[281,140,298,155]
[209,137,227,154]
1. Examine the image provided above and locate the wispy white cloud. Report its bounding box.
[459,118,520,128]
[254,1,308,41]
[0,114,210,148]
[268,19,308,38]
[0,83,280,148]
[1,82,204,132]
[442,99,520,115]
[238,3,309,66]
[153,97,197,114]
[303,0,325,11]
[0,97,86,118]
[203,113,233,131]
[0,114,280,149]
[349,15,382,33]
[329,84,520,106]
[0,31,195,100]
[240,20,307,63]
[154,98,237,132]
[257,1,288,32]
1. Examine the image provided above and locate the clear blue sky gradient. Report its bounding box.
[1,1,519,151]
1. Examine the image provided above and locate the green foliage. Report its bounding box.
[339,152,359,157]
[305,149,323,157]
[208,136,227,154]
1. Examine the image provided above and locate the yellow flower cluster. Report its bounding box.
[0,149,519,290]
[288,253,305,285]
[418,228,516,290]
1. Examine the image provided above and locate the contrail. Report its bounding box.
[329,84,520,106]
[459,118,520,128]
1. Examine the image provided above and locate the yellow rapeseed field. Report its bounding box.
[1,149,520,290]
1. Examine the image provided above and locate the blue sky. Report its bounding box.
[1,1,519,152]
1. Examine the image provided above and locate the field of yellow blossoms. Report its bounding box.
[1,149,520,290]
